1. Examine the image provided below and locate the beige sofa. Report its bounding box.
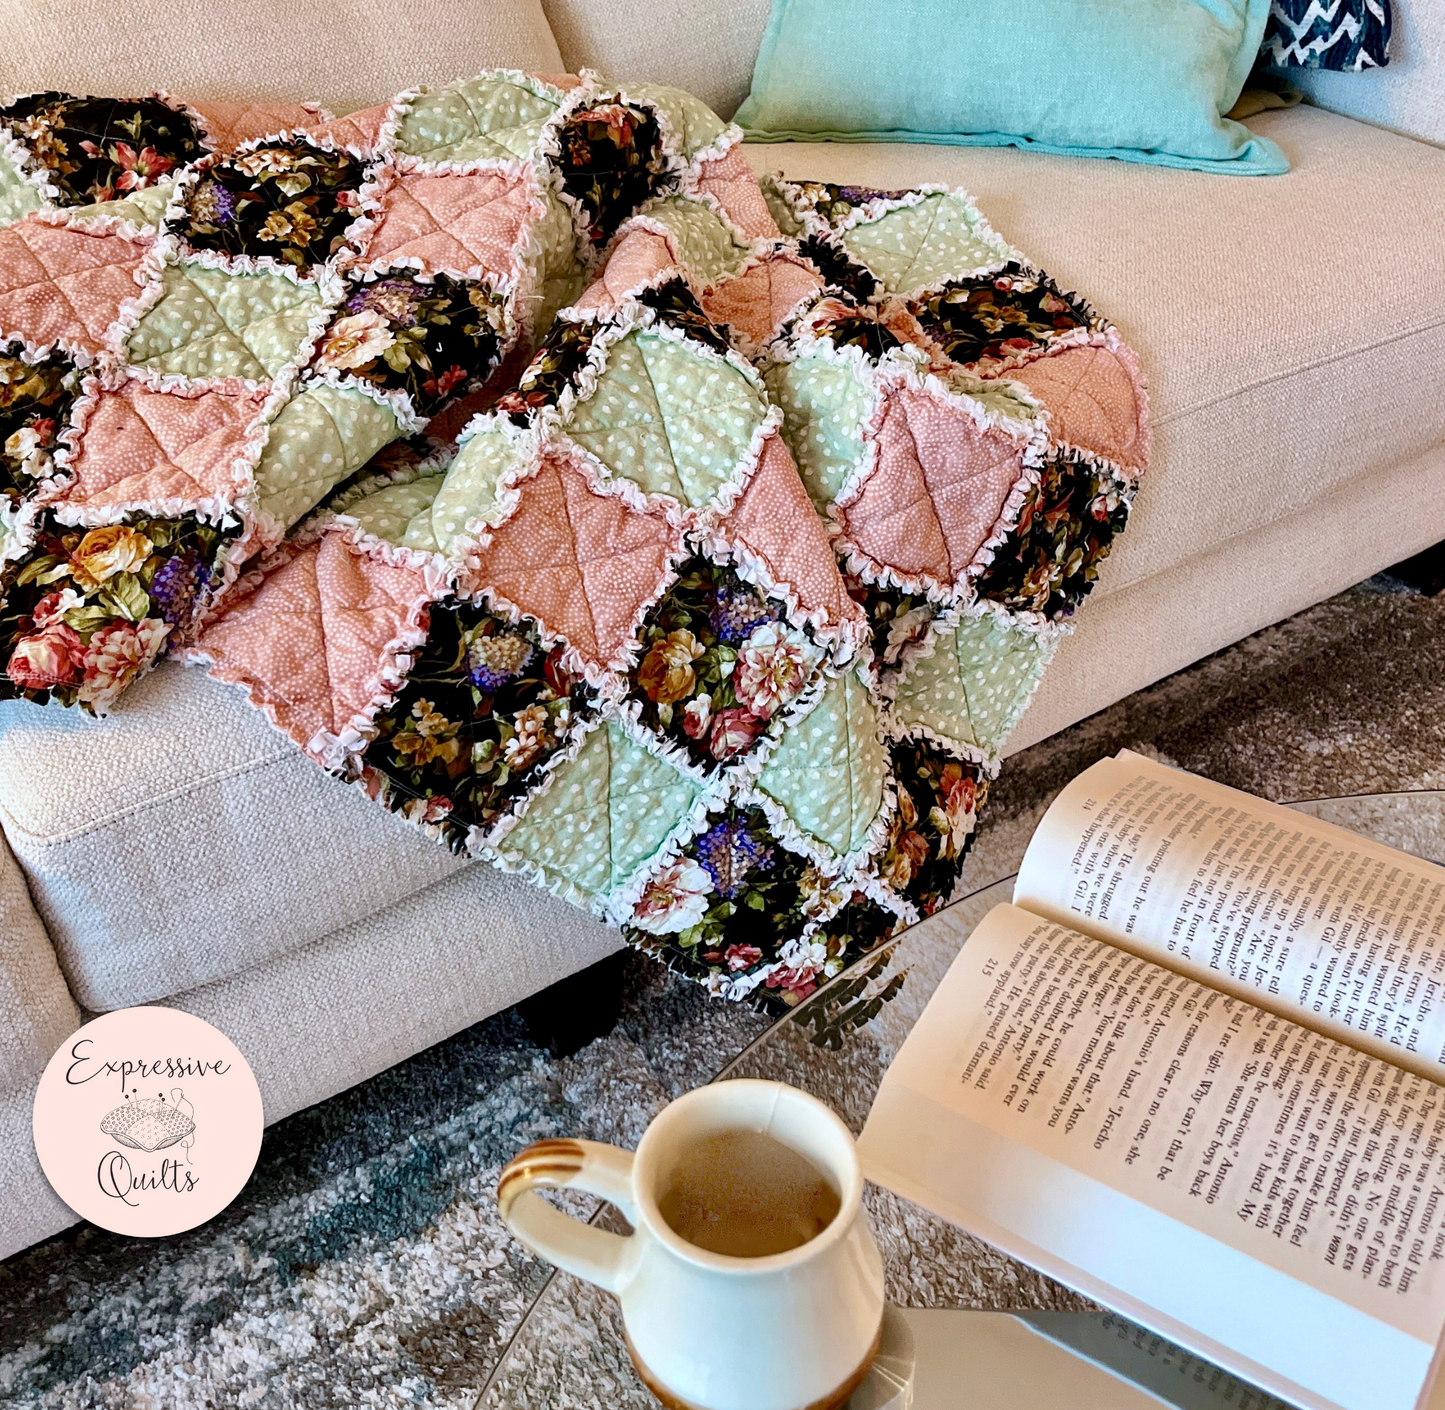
[2,0,1442,1261]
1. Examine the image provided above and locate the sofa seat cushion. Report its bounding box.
[746,105,1445,600]
[0,666,467,1011]
[2,105,1440,1012]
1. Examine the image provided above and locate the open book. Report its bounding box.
[859,752,1445,1410]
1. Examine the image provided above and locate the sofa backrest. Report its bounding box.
[0,0,565,115]
[1283,0,1442,147]
[541,0,772,120]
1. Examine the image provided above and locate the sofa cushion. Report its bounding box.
[2,104,1441,1012]
[0,834,78,1094]
[0,0,565,116]
[541,0,771,120]
[0,666,465,1011]
[745,105,1445,599]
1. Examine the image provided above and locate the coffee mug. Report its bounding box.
[498,1079,886,1410]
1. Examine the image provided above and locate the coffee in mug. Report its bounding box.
[657,1128,842,1257]
[497,1080,886,1410]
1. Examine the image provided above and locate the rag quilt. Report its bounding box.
[0,73,1148,1005]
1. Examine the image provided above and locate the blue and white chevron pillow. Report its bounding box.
[1263,0,1392,70]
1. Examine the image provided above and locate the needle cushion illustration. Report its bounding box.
[99,1097,196,1153]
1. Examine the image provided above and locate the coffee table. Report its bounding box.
[475,790,1445,1409]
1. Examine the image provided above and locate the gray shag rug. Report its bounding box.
[3,571,1444,1408]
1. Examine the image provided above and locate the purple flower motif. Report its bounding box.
[466,630,534,691]
[708,582,778,644]
[694,816,773,899]
[188,179,236,228]
[346,278,424,328]
[148,553,202,627]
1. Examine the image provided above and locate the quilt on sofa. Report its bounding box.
[0,73,1147,1004]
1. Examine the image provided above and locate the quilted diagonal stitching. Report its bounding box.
[859,396,948,567]
[76,393,212,503]
[128,390,252,500]
[183,267,306,378]
[2,225,100,344]
[134,270,267,379]
[397,176,526,273]
[26,224,145,341]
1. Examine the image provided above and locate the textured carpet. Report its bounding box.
[2,570,1444,1408]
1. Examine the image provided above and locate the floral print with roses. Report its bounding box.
[909,262,1095,371]
[0,93,203,207]
[787,182,913,231]
[360,603,596,854]
[495,318,596,427]
[625,803,892,1009]
[1,347,78,510]
[1,515,229,713]
[629,558,822,773]
[311,275,508,417]
[975,451,1131,619]
[880,739,989,917]
[556,98,669,245]
[841,567,940,672]
[170,140,366,271]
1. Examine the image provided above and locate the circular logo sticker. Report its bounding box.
[32,1007,264,1237]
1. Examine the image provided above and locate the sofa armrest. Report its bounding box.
[0,826,79,1095]
[1289,2,1444,147]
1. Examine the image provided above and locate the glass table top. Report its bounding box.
[476,792,1445,1408]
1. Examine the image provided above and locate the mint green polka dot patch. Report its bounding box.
[70,181,173,231]
[892,613,1057,757]
[254,385,399,532]
[502,719,702,909]
[764,355,869,512]
[344,473,446,546]
[126,261,325,382]
[758,669,886,860]
[841,193,1011,297]
[565,330,768,508]
[396,75,561,163]
[400,428,523,556]
[637,197,748,285]
[625,85,726,161]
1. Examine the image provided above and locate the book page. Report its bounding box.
[1015,752,1445,1085]
[860,904,1445,1410]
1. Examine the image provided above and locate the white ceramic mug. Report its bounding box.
[498,1079,886,1410]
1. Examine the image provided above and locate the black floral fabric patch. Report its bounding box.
[636,279,733,358]
[975,451,1130,619]
[0,346,78,510]
[495,318,596,426]
[880,739,988,917]
[911,262,1095,370]
[628,557,820,774]
[805,300,905,360]
[624,803,840,1003]
[795,234,879,304]
[170,140,367,271]
[555,99,668,245]
[1,515,230,713]
[788,181,912,230]
[310,274,508,416]
[361,603,597,853]
[0,93,203,207]
[841,568,940,671]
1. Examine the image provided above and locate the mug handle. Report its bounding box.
[497,1138,639,1293]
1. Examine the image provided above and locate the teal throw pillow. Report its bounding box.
[735,0,1289,175]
